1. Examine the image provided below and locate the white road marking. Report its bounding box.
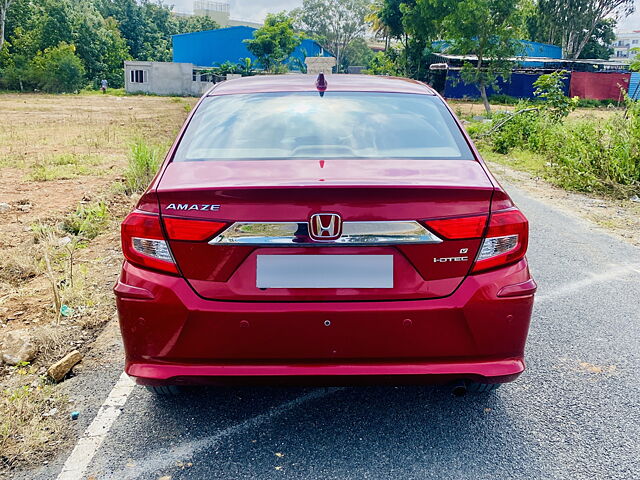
[535,264,640,303]
[104,387,343,480]
[57,371,136,480]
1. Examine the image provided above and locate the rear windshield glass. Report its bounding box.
[173,92,473,161]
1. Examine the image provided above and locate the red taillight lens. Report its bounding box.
[472,208,529,273]
[121,211,178,274]
[163,217,227,241]
[424,214,488,239]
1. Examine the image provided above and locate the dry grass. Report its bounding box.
[0,92,196,471]
[0,379,70,470]
[0,252,39,287]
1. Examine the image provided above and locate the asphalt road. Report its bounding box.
[19,181,640,480]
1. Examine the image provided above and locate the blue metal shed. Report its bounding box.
[629,72,640,100]
[444,71,570,99]
[520,40,563,59]
[172,26,332,69]
[432,39,563,59]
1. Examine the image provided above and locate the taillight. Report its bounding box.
[472,208,528,273]
[163,217,227,241]
[424,214,488,239]
[121,211,178,274]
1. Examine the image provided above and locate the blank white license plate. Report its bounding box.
[256,255,394,289]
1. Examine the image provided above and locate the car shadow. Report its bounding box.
[120,383,544,479]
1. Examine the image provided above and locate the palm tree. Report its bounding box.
[365,1,390,50]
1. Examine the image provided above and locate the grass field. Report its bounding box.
[0,92,196,470]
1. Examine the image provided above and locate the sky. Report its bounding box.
[171,0,302,21]
[170,0,640,31]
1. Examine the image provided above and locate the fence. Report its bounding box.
[443,70,634,101]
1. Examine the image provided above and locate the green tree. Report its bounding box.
[0,0,42,90]
[442,0,521,113]
[245,13,301,73]
[578,18,616,60]
[341,36,374,70]
[526,0,633,59]
[96,0,146,59]
[176,15,219,33]
[74,2,130,87]
[291,0,370,70]
[398,0,446,79]
[38,0,75,51]
[366,0,408,50]
[365,49,400,75]
[28,42,85,93]
[630,48,640,72]
[0,0,14,52]
[366,0,447,79]
[533,70,577,120]
[97,0,178,62]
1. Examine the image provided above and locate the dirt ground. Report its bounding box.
[0,93,196,336]
[0,93,196,470]
[0,92,635,472]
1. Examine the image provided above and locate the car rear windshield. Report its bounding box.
[173,92,474,161]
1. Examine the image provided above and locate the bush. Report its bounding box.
[487,94,520,105]
[62,201,109,239]
[123,139,161,194]
[474,95,640,195]
[490,103,542,154]
[28,43,85,93]
[533,70,578,121]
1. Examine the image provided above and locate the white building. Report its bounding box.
[124,58,329,96]
[612,30,640,60]
[125,61,230,96]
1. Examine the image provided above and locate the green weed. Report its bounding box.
[123,139,162,194]
[62,201,110,239]
[28,153,102,181]
[471,97,640,196]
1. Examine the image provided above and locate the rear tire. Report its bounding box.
[145,385,183,396]
[466,382,501,393]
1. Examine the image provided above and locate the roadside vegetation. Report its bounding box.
[464,72,639,197]
[0,93,195,471]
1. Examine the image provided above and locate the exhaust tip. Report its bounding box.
[452,381,467,397]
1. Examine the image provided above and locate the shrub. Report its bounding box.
[533,70,578,121]
[490,104,542,154]
[473,95,640,195]
[62,201,109,239]
[28,43,85,93]
[123,139,161,194]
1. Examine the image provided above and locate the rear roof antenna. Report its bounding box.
[316,72,328,97]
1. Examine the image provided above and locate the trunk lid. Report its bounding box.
[156,159,494,301]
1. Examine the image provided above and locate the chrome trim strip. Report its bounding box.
[209,221,443,246]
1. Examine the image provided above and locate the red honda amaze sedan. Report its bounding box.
[115,74,536,396]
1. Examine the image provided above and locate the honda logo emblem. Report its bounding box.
[309,213,342,240]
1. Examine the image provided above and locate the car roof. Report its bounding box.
[208,74,436,96]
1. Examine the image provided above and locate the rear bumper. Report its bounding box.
[115,259,535,386]
[128,359,525,386]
